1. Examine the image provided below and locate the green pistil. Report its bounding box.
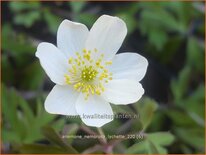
[81,66,98,82]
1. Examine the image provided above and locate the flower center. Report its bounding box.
[64,48,113,100]
[81,66,98,82]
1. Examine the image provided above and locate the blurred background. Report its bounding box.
[1,1,205,154]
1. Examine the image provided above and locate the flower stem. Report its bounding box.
[97,127,107,144]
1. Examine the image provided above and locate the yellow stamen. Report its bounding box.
[64,48,113,100]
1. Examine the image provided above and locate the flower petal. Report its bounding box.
[57,19,89,58]
[75,94,113,127]
[109,53,148,81]
[102,79,144,105]
[45,85,78,115]
[85,15,127,60]
[35,42,68,85]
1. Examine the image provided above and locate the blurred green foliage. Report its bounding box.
[2,84,65,144]
[126,132,175,154]
[1,1,205,154]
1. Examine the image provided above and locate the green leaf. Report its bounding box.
[37,100,65,132]
[125,140,148,154]
[126,132,172,154]
[62,124,79,143]
[2,129,21,143]
[154,145,168,154]
[126,138,171,154]
[70,1,86,13]
[9,2,41,27]
[103,118,122,135]
[1,54,14,84]
[2,24,36,55]
[14,11,41,27]
[2,85,28,143]
[148,140,159,154]
[2,85,65,144]
[147,111,165,131]
[171,66,191,102]
[129,119,143,134]
[187,37,204,74]
[174,127,205,149]
[21,61,45,90]
[184,84,205,123]
[140,6,184,33]
[180,144,194,154]
[135,97,158,130]
[9,1,40,12]
[148,29,168,51]
[52,119,66,131]
[166,109,197,127]
[147,132,175,146]
[35,98,57,126]
[20,144,68,154]
[43,9,62,34]
[167,2,195,27]
[111,104,136,116]
[77,13,97,28]
[16,93,34,123]
[42,126,78,153]
[158,36,183,63]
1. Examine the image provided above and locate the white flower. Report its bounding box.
[35,15,148,127]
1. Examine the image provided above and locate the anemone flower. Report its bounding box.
[36,15,148,127]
